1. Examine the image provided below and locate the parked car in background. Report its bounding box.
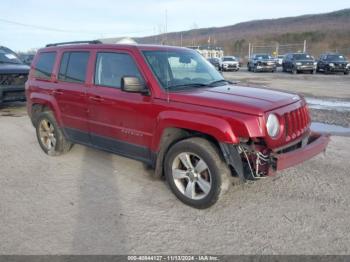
[0,46,30,104]
[207,57,220,70]
[282,53,316,74]
[219,56,239,71]
[317,53,349,75]
[276,55,284,67]
[26,41,330,208]
[247,54,276,72]
[19,54,35,65]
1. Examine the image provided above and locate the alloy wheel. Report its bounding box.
[38,119,56,151]
[171,152,212,200]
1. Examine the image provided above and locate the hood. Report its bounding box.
[0,63,30,74]
[295,60,314,63]
[326,60,348,64]
[257,59,275,62]
[169,85,300,116]
[222,61,238,64]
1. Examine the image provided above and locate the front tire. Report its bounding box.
[35,111,73,156]
[164,137,230,209]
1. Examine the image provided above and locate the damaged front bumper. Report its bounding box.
[220,132,330,180]
[272,132,330,171]
[0,85,26,103]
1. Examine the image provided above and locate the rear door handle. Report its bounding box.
[89,96,104,102]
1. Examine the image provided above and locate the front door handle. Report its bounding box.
[89,96,104,102]
[51,89,64,95]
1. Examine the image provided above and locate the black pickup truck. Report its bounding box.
[0,46,30,104]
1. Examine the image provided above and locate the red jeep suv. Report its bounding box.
[26,41,330,208]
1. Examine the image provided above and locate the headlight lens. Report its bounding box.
[314,62,317,66]
[296,62,302,66]
[266,114,280,138]
[329,63,334,67]
[347,63,350,68]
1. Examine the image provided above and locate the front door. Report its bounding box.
[87,50,155,163]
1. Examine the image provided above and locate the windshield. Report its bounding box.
[0,47,23,64]
[293,53,313,60]
[326,55,346,61]
[223,57,236,61]
[255,54,271,60]
[143,49,225,90]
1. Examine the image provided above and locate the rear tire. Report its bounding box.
[345,70,349,75]
[35,111,73,156]
[164,137,230,209]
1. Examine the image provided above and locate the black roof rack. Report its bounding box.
[46,40,102,47]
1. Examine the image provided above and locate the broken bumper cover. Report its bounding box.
[0,85,26,103]
[273,132,330,171]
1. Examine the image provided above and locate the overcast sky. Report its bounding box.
[1,0,349,51]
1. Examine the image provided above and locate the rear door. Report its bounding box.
[53,50,90,143]
[87,49,155,163]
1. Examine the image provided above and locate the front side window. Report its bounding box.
[143,49,224,90]
[34,52,56,80]
[58,52,89,83]
[94,52,142,88]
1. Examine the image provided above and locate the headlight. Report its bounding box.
[347,63,350,68]
[329,63,334,67]
[296,62,302,66]
[314,62,317,66]
[266,114,280,138]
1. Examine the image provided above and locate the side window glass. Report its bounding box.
[34,52,56,80]
[58,51,89,83]
[94,52,142,88]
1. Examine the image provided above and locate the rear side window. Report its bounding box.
[58,52,89,83]
[34,52,56,80]
[94,52,142,88]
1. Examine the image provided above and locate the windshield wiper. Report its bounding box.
[207,79,233,87]
[167,83,208,90]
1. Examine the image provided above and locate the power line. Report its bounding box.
[0,18,154,36]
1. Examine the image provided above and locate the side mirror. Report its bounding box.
[121,76,148,94]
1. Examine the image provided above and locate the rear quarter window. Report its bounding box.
[34,52,56,80]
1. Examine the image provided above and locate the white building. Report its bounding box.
[187,45,224,59]
[99,37,137,44]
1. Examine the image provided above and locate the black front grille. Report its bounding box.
[0,73,28,86]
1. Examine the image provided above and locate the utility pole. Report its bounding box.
[165,9,168,45]
[248,42,251,58]
[303,40,306,52]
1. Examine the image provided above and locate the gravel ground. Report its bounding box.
[0,107,350,255]
[223,69,350,100]
[1,71,349,255]
[310,109,350,127]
